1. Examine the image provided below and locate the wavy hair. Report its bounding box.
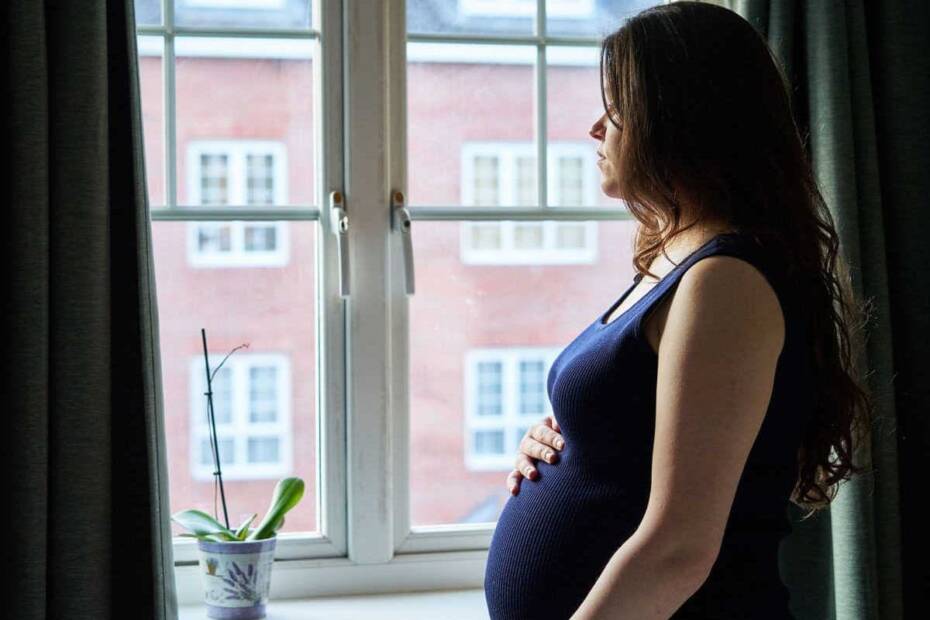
[599,1,875,519]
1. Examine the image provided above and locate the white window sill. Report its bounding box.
[179,588,487,619]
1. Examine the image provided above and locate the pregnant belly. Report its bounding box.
[483,456,646,620]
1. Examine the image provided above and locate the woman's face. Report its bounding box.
[589,100,624,199]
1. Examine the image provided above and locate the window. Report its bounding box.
[183,0,287,9]
[136,0,653,605]
[465,348,560,470]
[459,0,594,19]
[460,142,599,264]
[189,353,292,480]
[186,140,289,267]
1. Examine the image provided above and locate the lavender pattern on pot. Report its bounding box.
[221,561,259,602]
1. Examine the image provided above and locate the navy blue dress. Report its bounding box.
[483,232,813,619]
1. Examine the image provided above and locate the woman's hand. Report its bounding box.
[507,414,565,495]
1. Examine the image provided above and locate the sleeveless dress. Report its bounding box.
[483,231,814,619]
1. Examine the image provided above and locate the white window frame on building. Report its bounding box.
[459,0,595,19]
[185,140,290,268]
[460,141,599,265]
[188,352,293,481]
[464,347,561,471]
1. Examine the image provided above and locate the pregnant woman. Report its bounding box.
[483,3,873,619]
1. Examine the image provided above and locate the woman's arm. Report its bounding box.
[571,255,785,620]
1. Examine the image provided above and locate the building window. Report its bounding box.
[459,0,594,19]
[186,140,289,267]
[465,348,561,471]
[460,142,598,264]
[189,353,291,480]
[183,0,287,9]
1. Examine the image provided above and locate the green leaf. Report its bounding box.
[234,513,258,541]
[246,477,305,541]
[171,509,238,541]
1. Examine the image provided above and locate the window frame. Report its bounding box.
[464,347,560,471]
[459,141,599,265]
[134,0,650,604]
[459,0,595,20]
[188,352,293,481]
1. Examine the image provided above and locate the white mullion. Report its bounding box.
[346,0,394,565]
[536,0,547,209]
[315,0,348,561]
[164,0,177,209]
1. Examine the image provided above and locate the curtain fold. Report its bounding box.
[1,1,178,618]
[727,1,929,619]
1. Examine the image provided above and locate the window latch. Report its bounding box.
[391,190,415,295]
[329,190,350,297]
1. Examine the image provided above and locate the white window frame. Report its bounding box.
[460,141,599,265]
[188,353,293,481]
[185,140,290,268]
[459,0,594,19]
[464,347,560,471]
[135,0,652,605]
[183,0,287,10]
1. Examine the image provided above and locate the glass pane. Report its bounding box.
[407,43,537,206]
[556,222,587,249]
[409,219,638,526]
[513,223,544,249]
[519,359,545,414]
[468,223,503,250]
[547,45,618,208]
[244,225,277,252]
[200,437,235,465]
[476,361,503,416]
[135,0,162,26]
[137,36,164,206]
[176,37,316,207]
[545,0,654,37]
[248,437,281,463]
[155,220,318,535]
[174,0,312,30]
[474,430,506,455]
[408,0,534,36]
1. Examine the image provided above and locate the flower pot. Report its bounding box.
[196,536,277,619]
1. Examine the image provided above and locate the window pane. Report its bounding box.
[556,222,587,249]
[173,0,312,30]
[248,437,281,463]
[476,361,503,416]
[155,220,318,535]
[176,37,315,206]
[407,43,537,206]
[546,46,617,209]
[513,223,544,250]
[409,219,639,526]
[545,0,653,37]
[200,437,235,466]
[474,430,506,455]
[515,155,537,206]
[135,0,161,26]
[137,36,164,206]
[249,365,278,422]
[408,0,534,36]
[197,223,233,253]
[519,359,545,415]
[468,223,503,250]
[244,225,277,252]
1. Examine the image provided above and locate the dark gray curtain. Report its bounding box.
[1,1,178,619]
[726,1,929,619]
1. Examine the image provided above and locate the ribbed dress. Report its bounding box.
[483,232,814,619]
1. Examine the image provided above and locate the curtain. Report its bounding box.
[1,1,178,618]
[725,1,929,619]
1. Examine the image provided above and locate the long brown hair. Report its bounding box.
[599,1,874,519]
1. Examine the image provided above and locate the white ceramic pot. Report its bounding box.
[196,536,277,619]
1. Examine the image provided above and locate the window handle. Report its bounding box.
[329,190,350,297]
[391,190,415,295]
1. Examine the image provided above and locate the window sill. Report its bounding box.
[178,588,487,619]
